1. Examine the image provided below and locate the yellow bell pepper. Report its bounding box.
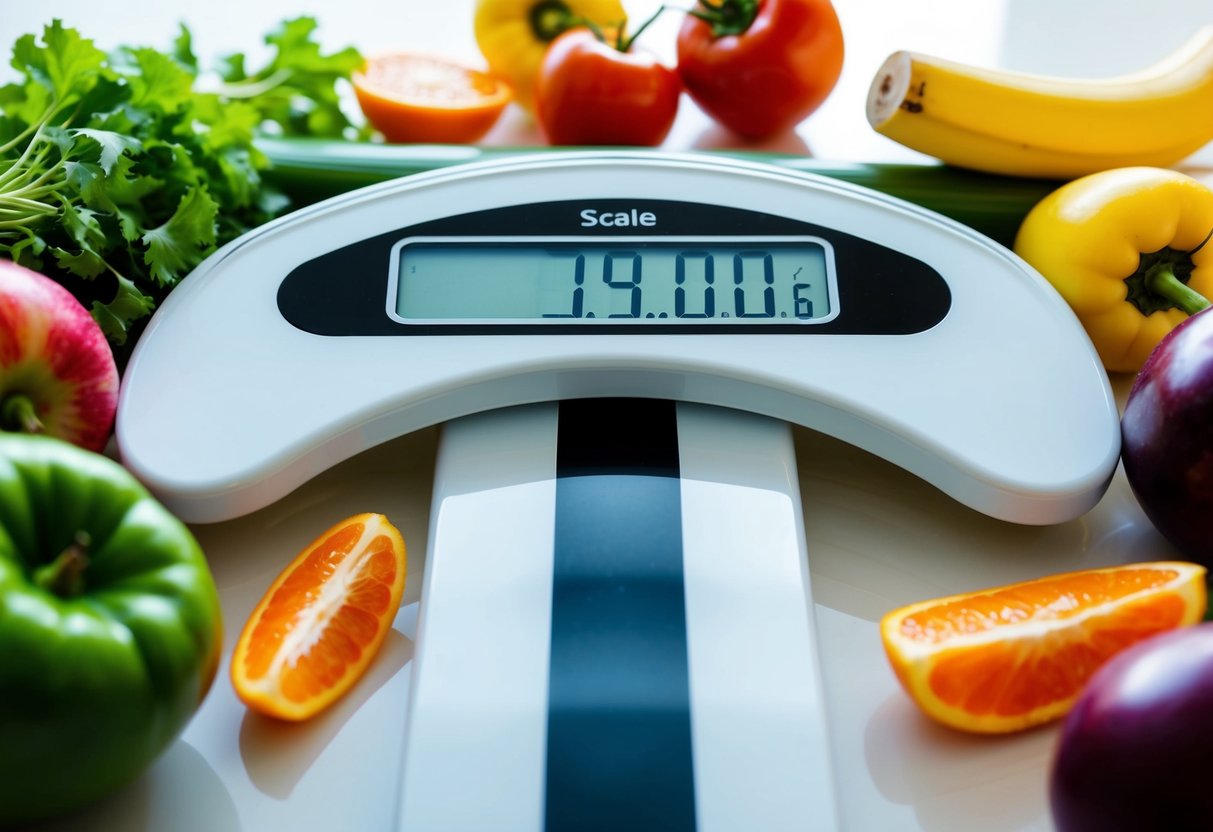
[1014,167,1213,374]
[474,0,626,112]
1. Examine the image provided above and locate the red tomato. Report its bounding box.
[676,0,844,140]
[535,29,681,146]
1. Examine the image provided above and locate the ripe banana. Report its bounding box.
[866,28,1213,178]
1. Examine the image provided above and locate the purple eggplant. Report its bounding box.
[1051,623,1213,831]
[1122,308,1213,566]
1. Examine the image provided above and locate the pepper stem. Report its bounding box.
[1123,235,1212,317]
[530,0,577,41]
[34,532,92,599]
[0,393,44,435]
[1145,262,1211,316]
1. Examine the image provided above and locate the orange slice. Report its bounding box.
[881,561,1207,734]
[231,512,407,721]
[352,53,512,143]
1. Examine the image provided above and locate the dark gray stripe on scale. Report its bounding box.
[545,397,697,832]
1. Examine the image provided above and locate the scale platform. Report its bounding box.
[105,152,1124,831]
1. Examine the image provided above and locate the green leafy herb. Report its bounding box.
[0,18,363,352]
[209,17,369,140]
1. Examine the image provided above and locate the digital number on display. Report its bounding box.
[390,237,839,325]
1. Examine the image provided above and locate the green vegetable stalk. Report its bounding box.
[0,18,364,351]
[257,137,1059,248]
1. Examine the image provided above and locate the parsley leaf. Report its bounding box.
[0,17,363,354]
[141,186,218,286]
[70,128,142,174]
[211,16,368,139]
[10,21,106,104]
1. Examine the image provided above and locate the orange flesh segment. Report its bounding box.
[928,592,1186,715]
[242,522,365,680]
[351,53,510,144]
[233,513,406,719]
[360,56,498,105]
[278,545,397,702]
[880,562,1207,733]
[898,567,1180,643]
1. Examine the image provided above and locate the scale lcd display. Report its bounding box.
[391,238,837,324]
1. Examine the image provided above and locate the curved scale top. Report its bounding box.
[116,152,1119,523]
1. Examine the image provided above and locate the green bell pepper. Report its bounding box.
[0,434,222,825]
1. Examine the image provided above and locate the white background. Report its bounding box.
[3,0,1212,166]
[3,1,1213,830]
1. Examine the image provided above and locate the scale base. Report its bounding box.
[398,400,838,831]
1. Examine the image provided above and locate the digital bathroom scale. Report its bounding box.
[115,152,1120,831]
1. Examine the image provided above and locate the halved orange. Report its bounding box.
[231,512,407,721]
[881,561,1207,734]
[352,53,512,143]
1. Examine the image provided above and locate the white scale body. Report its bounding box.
[116,153,1121,831]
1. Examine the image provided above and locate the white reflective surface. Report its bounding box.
[8,1,1213,830]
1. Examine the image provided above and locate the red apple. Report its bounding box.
[0,260,119,452]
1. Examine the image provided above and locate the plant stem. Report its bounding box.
[0,95,65,157]
[1147,262,1211,316]
[0,204,54,217]
[618,5,667,52]
[0,194,59,212]
[0,106,59,192]
[0,215,56,230]
[5,155,66,197]
[33,532,92,599]
[576,5,667,52]
[0,119,44,156]
[0,145,54,191]
[205,67,295,99]
[530,0,577,41]
[688,0,759,37]
[0,394,44,435]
